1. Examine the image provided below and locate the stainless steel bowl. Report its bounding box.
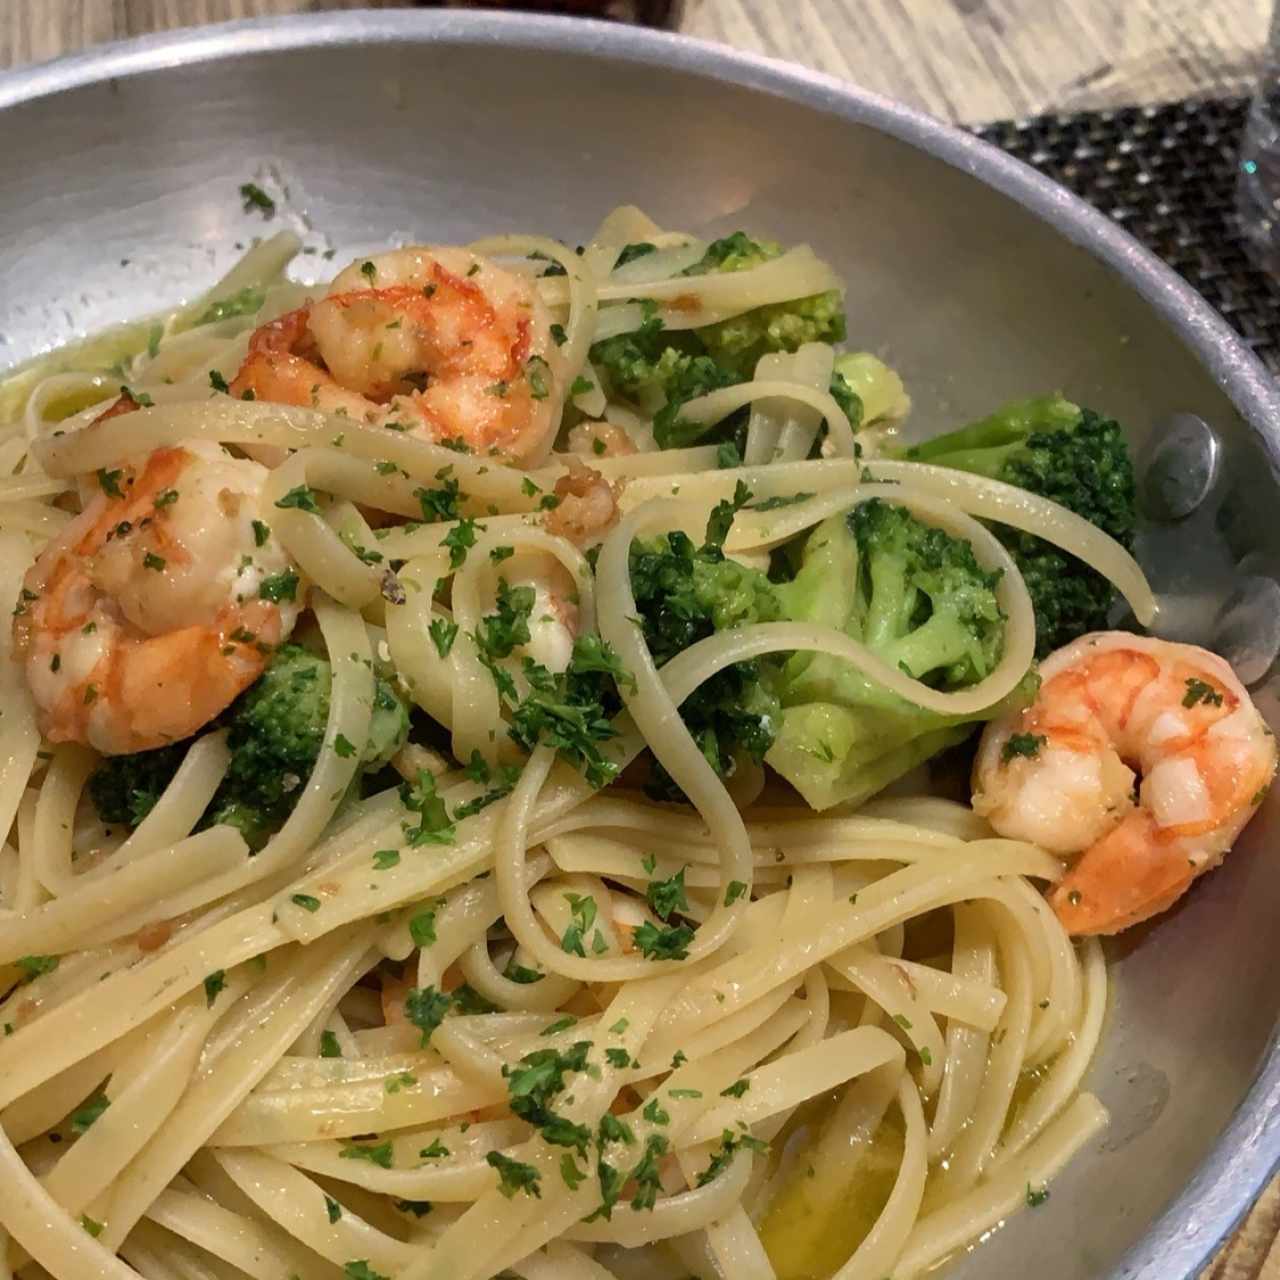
[2,13,1279,1277]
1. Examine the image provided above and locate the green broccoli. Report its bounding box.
[88,644,410,848]
[697,291,846,382]
[888,395,1136,655]
[629,483,783,800]
[88,740,186,829]
[682,231,779,275]
[590,232,847,451]
[764,501,1028,810]
[831,352,910,425]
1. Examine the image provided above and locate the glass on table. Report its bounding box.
[1239,3,1280,268]
[414,0,683,24]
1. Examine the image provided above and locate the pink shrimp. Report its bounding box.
[232,247,567,466]
[13,441,303,754]
[973,632,1276,935]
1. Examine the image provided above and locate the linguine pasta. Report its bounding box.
[0,208,1156,1280]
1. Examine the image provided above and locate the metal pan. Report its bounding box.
[1,12,1278,1277]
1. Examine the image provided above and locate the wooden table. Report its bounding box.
[1,2,1278,1277]
[2,0,1272,123]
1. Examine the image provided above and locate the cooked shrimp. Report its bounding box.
[566,421,637,459]
[232,247,567,465]
[498,553,579,675]
[973,632,1277,935]
[541,457,622,548]
[13,441,303,754]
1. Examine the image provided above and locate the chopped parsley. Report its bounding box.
[97,468,125,499]
[561,892,598,958]
[724,879,748,906]
[259,570,300,603]
[69,1090,110,1134]
[1026,1182,1051,1208]
[747,492,815,512]
[505,961,545,985]
[628,1134,669,1211]
[291,894,321,913]
[209,369,230,393]
[239,182,275,216]
[409,908,437,948]
[452,762,520,820]
[275,484,322,514]
[400,769,455,846]
[1183,677,1224,708]
[527,356,552,400]
[502,1041,590,1136]
[429,616,458,659]
[598,1113,635,1148]
[404,985,452,1046]
[202,969,226,1006]
[251,519,270,546]
[199,286,265,325]
[486,1151,541,1199]
[646,867,689,922]
[441,517,481,570]
[642,1096,670,1126]
[395,1200,432,1217]
[415,477,461,522]
[560,1154,586,1188]
[1001,732,1047,764]
[632,920,695,961]
[320,1030,342,1058]
[696,1129,768,1186]
[372,848,400,870]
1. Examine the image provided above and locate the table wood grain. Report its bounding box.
[2,2,1279,1278]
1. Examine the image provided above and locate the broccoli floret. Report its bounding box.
[831,352,909,424]
[589,321,714,411]
[682,232,781,275]
[650,354,741,451]
[86,644,410,848]
[590,231,847,451]
[629,487,783,800]
[222,645,330,816]
[698,291,846,382]
[851,500,1005,686]
[890,396,1136,655]
[88,742,187,829]
[766,503,1024,810]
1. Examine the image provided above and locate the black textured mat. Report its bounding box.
[975,98,1280,374]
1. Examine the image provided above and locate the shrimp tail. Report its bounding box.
[1048,810,1197,935]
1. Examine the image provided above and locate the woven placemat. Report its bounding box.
[980,100,1280,1280]
[976,98,1280,374]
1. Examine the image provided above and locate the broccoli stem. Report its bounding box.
[899,395,1081,467]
